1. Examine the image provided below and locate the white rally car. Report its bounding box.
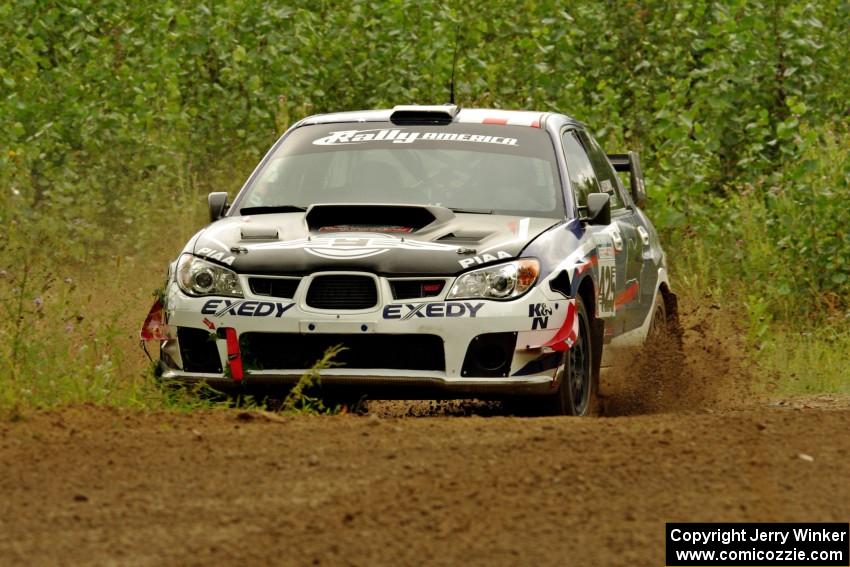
[141,105,679,415]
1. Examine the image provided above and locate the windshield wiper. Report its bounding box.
[239,205,307,215]
[449,207,494,215]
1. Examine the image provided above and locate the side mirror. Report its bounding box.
[586,193,611,226]
[208,192,228,223]
[628,151,646,208]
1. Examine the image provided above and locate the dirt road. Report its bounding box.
[1,399,848,566]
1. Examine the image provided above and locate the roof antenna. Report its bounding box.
[449,20,461,105]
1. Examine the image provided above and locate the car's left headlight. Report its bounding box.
[447,259,539,300]
[176,254,244,297]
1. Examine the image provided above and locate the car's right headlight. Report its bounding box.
[447,259,539,300]
[176,254,243,297]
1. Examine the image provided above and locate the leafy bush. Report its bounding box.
[673,125,850,323]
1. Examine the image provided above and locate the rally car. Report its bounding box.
[141,104,678,415]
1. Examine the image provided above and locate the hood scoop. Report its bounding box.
[305,204,453,233]
[241,226,279,240]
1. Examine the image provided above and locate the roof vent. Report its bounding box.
[390,104,459,125]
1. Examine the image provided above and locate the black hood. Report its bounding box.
[192,204,561,276]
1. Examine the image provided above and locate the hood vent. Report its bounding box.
[241,226,279,240]
[306,204,451,233]
[437,231,490,244]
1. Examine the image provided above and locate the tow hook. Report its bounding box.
[221,327,244,382]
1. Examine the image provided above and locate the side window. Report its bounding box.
[561,130,599,214]
[578,132,627,210]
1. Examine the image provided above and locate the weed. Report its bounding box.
[279,345,346,414]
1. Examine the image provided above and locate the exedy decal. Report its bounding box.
[313,129,519,147]
[245,233,458,261]
[383,302,484,320]
[201,298,293,318]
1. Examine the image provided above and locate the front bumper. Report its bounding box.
[159,367,556,397]
[157,271,576,397]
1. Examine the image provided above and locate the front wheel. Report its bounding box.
[543,295,599,416]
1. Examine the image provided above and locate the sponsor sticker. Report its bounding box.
[197,247,236,266]
[313,129,519,147]
[458,250,512,268]
[383,302,484,320]
[245,233,458,260]
[528,302,554,330]
[592,234,616,318]
[201,298,293,318]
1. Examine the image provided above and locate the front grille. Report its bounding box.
[240,333,445,371]
[249,277,300,299]
[306,275,378,310]
[390,279,445,300]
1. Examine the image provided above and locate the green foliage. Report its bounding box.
[280,344,345,414]
[2,1,848,297]
[673,125,850,322]
[1,0,849,408]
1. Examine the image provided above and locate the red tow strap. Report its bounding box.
[223,327,244,382]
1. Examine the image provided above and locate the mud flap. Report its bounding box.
[663,290,683,347]
[591,318,605,390]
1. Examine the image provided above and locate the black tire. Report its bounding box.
[648,291,667,339]
[543,294,599,416]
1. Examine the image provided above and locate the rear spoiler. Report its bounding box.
[608,151,646,207]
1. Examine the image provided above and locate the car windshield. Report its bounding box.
[234,122,563,217]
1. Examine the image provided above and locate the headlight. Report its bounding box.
[447,259,539,300]
[176,254,243,297]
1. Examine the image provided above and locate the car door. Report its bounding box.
[578,132,649,334]
[560,129,628,337]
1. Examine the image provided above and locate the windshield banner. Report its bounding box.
[313,129,519,147]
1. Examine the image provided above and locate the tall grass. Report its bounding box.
[0,180,213,413]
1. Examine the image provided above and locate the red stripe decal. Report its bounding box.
[543,300,578,352]
[482,117,508,125]
[576,254,598,276]
[224,327,244,382]
[615,281,639,308]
